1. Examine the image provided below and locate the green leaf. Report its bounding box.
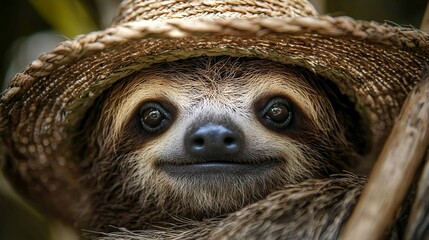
[28,0,97,37]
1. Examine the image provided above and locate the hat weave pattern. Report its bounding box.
[113,0,318,24]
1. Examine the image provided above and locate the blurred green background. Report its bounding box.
[0,0,427,239]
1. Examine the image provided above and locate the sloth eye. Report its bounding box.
[261,98,293,129]
[139,102,171,133]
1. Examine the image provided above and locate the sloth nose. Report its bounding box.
[185,123,244,159]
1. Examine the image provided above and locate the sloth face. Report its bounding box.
[82,57,363,224]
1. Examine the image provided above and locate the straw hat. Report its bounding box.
[1,0,428,222]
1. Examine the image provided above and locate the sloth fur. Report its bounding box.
[78,57,375,238]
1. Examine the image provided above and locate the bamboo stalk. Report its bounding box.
[339,73,429,240]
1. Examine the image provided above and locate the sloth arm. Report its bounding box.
[92,174,380,240]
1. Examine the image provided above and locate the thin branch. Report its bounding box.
[405,151,429,240]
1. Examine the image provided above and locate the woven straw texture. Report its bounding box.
[0,0,428,221]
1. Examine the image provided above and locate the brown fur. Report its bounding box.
[77,57,370,235]
[90,175,367,240]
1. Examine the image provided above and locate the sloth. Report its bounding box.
[79,56,375,238]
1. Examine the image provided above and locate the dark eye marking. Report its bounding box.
[139,102,172,133]
[260,97,293,129]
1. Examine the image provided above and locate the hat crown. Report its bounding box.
[113,0,318,25]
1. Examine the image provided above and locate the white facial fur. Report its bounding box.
[86,57,357,217]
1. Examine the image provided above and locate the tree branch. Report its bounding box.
[340,71,429,240]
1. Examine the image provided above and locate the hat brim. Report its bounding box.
[1,16,428,219]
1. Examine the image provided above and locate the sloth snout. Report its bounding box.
[185,122,244,159]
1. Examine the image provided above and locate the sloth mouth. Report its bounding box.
[160,159,280,177]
